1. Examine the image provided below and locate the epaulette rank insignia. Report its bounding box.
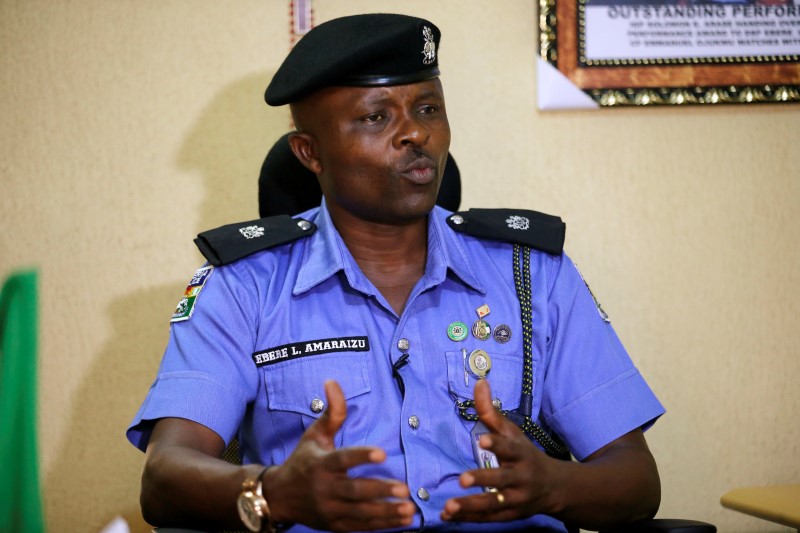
[194,215,316,266]
[446,208,565,255]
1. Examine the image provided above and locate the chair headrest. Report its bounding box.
[258,132,461,218]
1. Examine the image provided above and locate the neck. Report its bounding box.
[329,208,429,315]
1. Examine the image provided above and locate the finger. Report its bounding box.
[321,445,388,472]
[473,380,502,431]
[441,491,519,523]
[328,475,411,502]
[474,380,520,438]
[305,380,347,447]
[458,467,506,491]
[328,499,416,532]
[476,431,535,464]
[322,379,347,435]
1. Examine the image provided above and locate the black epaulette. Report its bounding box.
[194,215,316,266]
[446,208,565,255]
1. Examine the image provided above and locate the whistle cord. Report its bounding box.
[456,244,569,459]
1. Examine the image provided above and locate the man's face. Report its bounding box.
[294,78,451,225]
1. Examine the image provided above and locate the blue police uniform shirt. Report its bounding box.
[128,202,665,532]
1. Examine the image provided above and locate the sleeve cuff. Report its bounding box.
[126,371,248,451]
[547,368,666,461]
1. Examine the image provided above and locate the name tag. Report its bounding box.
[252,336,370,367]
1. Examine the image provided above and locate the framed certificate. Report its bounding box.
[537,0,800,109]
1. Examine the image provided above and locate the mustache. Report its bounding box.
[398,148,437,170]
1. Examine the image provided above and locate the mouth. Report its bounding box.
[399,156,437,185]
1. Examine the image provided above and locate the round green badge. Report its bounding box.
[447,321,468,341]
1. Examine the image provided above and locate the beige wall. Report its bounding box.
[1,1,797,532]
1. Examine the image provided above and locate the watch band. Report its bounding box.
[242,466,271,492]
[239,466,274,533]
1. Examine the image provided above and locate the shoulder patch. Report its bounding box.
[194,215,316,266]
[573,262,611,323]
[171,265,213,322]
[446,208,565,254]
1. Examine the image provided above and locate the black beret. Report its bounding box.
[258,133,461,217]
[265,13,441,106]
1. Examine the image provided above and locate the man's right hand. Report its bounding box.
[141,380,414,532]
[264,380,415,532]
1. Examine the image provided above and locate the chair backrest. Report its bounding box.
[258,132,461,217]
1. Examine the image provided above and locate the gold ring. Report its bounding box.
[496,491,505,506]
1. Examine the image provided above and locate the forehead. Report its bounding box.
[302,79,445,117]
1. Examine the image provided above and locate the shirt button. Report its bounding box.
[492,398,502,409]
[397,338,410,351]
[417,488,430,501]
[408,415,420,429]
[310,398,325,413]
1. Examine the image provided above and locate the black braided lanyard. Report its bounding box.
[456,244,570,460]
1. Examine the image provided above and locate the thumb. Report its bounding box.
[474,379,516,437]
[308,380,347,447]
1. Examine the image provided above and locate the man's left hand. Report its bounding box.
[440,379,563,523]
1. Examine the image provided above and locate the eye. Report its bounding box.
[361,113,385,124]
[419,104,439,115]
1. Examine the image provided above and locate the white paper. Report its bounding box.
[537,58,600,110]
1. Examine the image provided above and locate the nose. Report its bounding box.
[393,111,430,149]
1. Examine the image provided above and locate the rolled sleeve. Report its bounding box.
[126,371,250,451]
[547,367,664,460]
[542,254,665,461]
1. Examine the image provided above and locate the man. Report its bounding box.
[128,13,664,533]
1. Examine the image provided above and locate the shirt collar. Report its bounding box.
[426,206,486,294]
[294,202,485,296]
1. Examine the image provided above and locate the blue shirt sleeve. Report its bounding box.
[126,263,261,451]
[541,253,665,461]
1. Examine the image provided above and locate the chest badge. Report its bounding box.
[472,319,492,341]
[468,349,492,379]
[447,321,469,341]
[493,324,512,344]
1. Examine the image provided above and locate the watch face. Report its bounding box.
[237,491,263,532]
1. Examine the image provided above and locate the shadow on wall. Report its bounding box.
[46,284,178,533]
[178,71,293,231]
[45,73,289,532]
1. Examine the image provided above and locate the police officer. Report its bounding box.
[128,13,663,532]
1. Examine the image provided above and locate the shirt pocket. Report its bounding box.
[445,350,526,411]
[445,349,528,468]
[263,352,372,447]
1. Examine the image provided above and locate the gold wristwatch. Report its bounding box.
[236,467,274,533]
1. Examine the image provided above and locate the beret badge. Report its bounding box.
[422,26,436,65]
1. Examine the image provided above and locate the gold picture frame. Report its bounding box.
[538,0,800,107]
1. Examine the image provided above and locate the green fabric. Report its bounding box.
[0,270,45,533]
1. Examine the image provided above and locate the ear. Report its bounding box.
[288,132,322,176]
